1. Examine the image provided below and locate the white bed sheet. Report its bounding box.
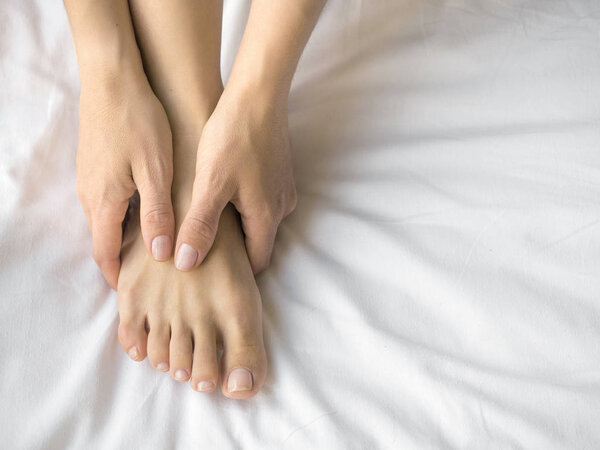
[1,0,600,448]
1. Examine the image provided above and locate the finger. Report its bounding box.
[174,177,231,271]
[132,153,175,262]
[240,213,278,275]
[91,200,129,290]
[137,183,175,262]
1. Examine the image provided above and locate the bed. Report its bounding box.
[2,0,600,448]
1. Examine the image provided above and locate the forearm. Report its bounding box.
[226,0,326,102]
[63,0,145,87]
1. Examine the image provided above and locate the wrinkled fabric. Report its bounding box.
[1,0,599,448]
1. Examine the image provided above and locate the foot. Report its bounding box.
[116,132,267,399]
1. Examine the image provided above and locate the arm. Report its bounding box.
[175,0,327,273]
[227,0,327,102]
[64,0,142,82]
[64,0,176,288]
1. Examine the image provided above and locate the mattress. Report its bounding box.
[1,0,600,448]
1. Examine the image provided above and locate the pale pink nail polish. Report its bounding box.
[152,235,171,261]
[197,381,215,392]
[156,362,169,371]
[227,368,253,393]
[175,244,198,271]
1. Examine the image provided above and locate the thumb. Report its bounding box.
[137,179,175,262]
[174,178,231,271]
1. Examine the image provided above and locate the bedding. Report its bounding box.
[1,0,600,448]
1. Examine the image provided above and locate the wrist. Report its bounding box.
[68,4,145,89]
[78,57,149,106]
[225,49,292,109]
[222,72,289,116]
[78,44,145,88]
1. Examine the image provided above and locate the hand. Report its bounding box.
[174,87,297,274]
[76,72,175,289]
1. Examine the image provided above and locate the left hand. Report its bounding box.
[173,86,297,274]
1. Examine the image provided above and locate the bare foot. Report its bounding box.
[116,133,267,399]
[116,0,266,399]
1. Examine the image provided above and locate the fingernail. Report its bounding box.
[197,381,215,392]
[152,235,171,261]
[128,346,139,360]
[174,369,189,381]
[156,362,169,371]
[175,244,198,271]
[227,368,253,393]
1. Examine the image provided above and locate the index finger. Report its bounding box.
[90,202,129,289]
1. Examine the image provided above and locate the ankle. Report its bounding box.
[161,82,222,132]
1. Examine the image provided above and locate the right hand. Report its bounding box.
[76,72,174,289]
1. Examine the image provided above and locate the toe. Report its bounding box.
[117,289,148,362]
[190,325,219,393]
[117,315,148,362]
[170,325,193,382]
[220,316,267,400]
[147,320,171,372]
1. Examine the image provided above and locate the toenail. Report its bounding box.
[128,346,139,360]
[175,244,198,271]
[174,369,189,381]
[156,362,169,371]
[197,381,215,392]
[152,235,171,261]
[227,368,253,393]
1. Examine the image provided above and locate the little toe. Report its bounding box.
[117,315,148,362]
[220,318,267,400]
[170,326,193,382]
[190,325,219,393]
[147,321,171,372]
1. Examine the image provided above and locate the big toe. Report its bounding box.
[190,324,219,393]
[220,317,267,400]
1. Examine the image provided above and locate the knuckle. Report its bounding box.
[143,204,172,226]
[253,199,279,226]
[136,157,172,187]
[195,166,228,196]
[83,183,134,214]
[265,207,280,228]
[185,214,216,241]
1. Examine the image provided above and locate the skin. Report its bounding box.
[175,0,327,274]
[65,0,326,287]
[65,0,327,398]
[122,0,267,398]
[64,0,176,289]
